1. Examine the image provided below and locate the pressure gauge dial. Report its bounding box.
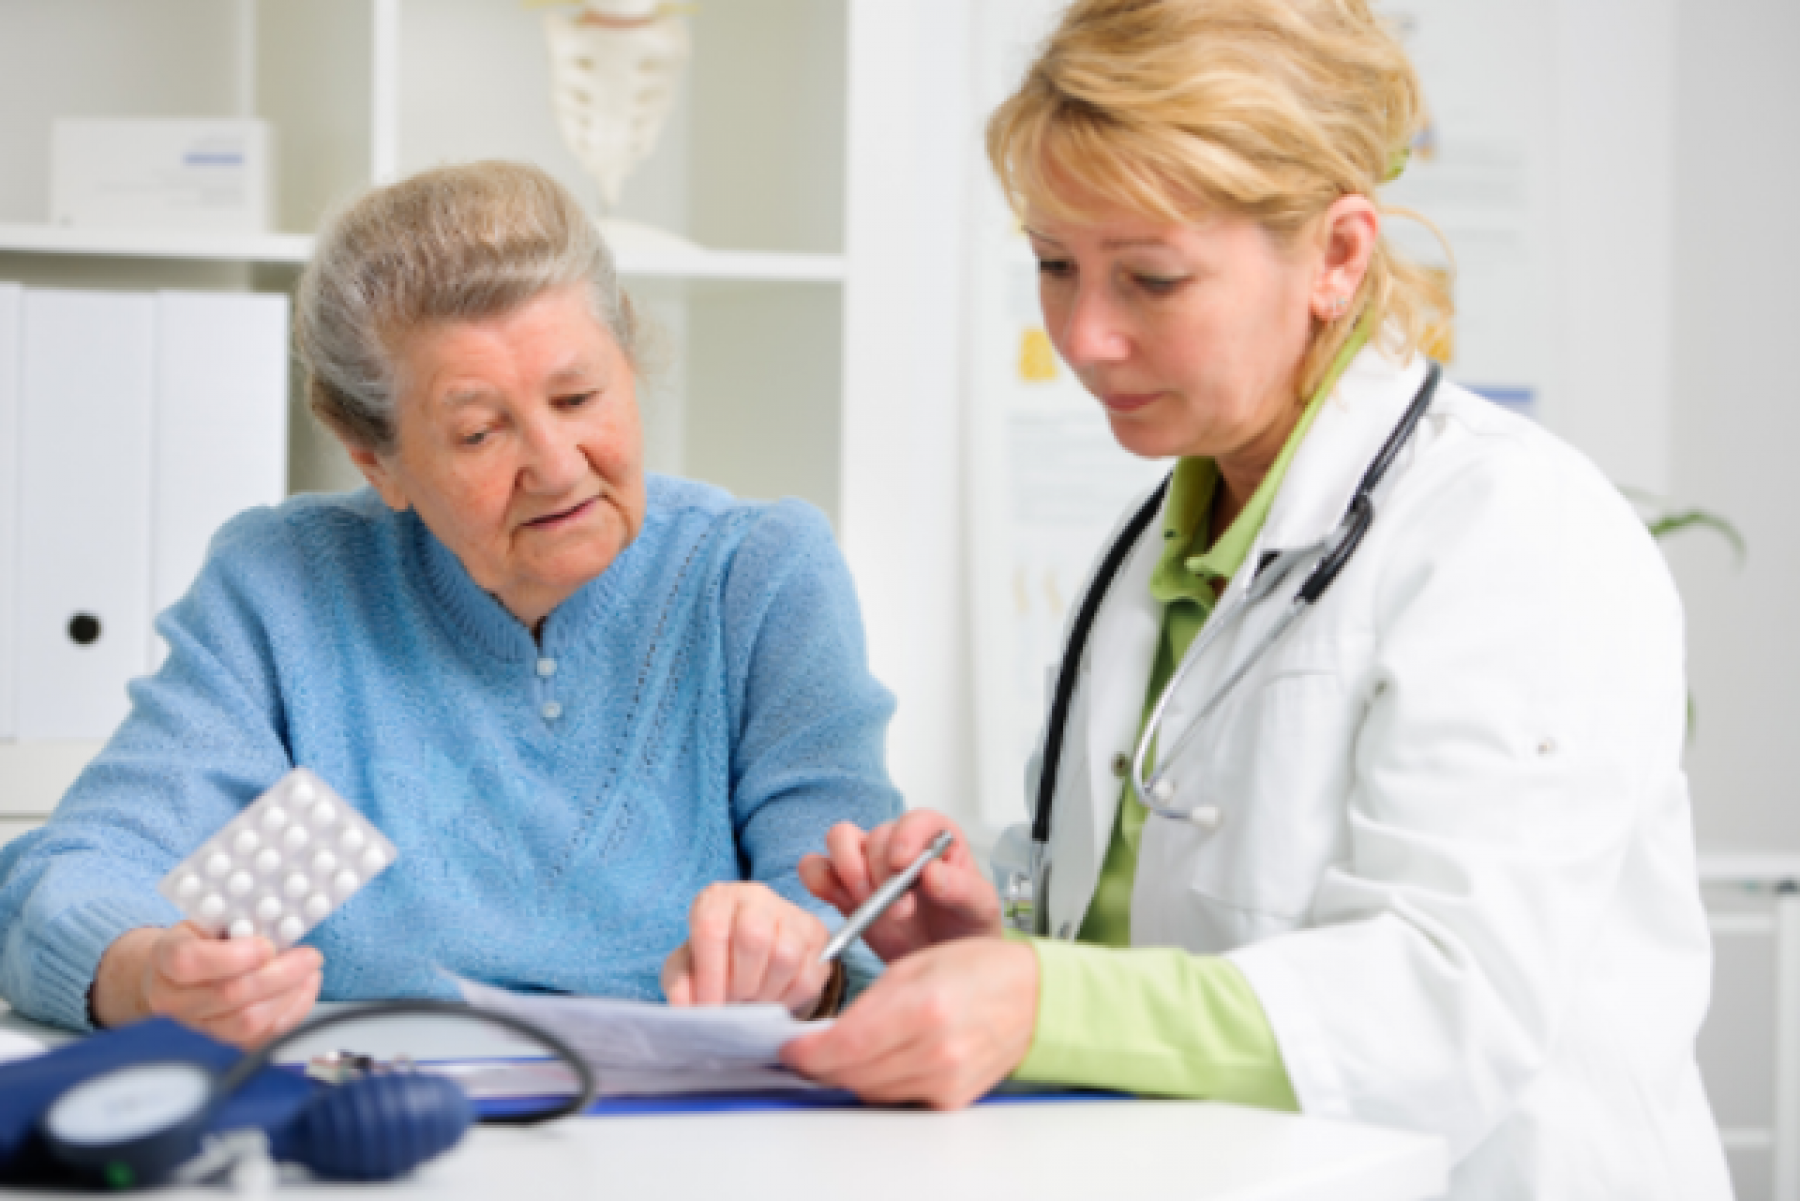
[41,1061,215,1189]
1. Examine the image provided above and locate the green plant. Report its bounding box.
[1622,488,1744,737]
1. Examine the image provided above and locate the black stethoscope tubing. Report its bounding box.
[1030,361,1442,848]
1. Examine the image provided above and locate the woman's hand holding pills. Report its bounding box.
[91,921,322,1048]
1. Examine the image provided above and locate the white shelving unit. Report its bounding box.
[0,0,973,837]
[0,223,844,282]
[1700,854,1800,1201]
[0,224,314,264]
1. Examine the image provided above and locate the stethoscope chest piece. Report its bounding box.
[1146,778,1221,830]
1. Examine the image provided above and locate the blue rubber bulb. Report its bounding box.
[283,1074,473,1181]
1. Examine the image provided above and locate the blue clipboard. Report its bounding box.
[475,1079,1130,1119]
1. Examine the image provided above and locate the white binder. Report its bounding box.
[152,291,290,663]
[16,290,156,741]
[0,284,19,741]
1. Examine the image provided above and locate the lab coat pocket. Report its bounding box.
[1140,651,1362,952]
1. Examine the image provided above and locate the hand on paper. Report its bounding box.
[90,922,322,1048]
[781,936,1039,1110]
[662,882,834,1017]
[799,812,1003,962]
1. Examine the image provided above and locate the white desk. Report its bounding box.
[0,1006,1448,1200]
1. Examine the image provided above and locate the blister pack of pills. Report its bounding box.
[157,768,397,947]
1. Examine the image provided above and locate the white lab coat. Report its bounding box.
[1026,346,1732,1199]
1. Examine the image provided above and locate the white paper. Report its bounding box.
[1375,0,1556,419]
[0,1026,45,1064]
[454,977,826,1074]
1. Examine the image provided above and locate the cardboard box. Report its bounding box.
[50,118,274,234]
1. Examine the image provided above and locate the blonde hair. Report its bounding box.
[987,0,1452,397]
[296,160,638,453]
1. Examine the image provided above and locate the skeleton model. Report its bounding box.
[543,0,690,212]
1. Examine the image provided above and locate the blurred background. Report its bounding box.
[0,0,1792,1194]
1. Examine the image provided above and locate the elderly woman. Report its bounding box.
[0,161,898,1043]
[672,2,1731,1197]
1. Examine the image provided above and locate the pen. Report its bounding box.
[818,830,955,964]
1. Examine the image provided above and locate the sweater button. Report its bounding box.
[537,657,557,678]
[541,701,563,721]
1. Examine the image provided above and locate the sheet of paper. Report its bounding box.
[0,1027,44,1064]
[454,977,826,1073]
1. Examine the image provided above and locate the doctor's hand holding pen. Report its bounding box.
[797,813,1003,954]
[777,812,1042,1109]
[662,810,1040,1108]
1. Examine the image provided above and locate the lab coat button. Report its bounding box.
[1110,753,1129,779]
[541,701,563,721]
[537,657,557,678]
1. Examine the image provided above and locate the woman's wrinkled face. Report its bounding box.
[1027,198,1321,466]
[350,284,646,629]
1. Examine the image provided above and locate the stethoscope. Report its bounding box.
[1018,362,1441,933]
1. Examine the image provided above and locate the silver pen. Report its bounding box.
[819,830,955,963]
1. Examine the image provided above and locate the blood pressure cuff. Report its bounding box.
[0,1016,318,1185]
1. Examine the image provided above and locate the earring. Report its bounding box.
[1324,294,1348,320]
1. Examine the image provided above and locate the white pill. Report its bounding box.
[310,802,337,828]
[255,895,283,922]
[304,894,331,922]
[228,919,255,940]
[311,850,339,875]
[227,871,253,897]
[278,915,304,942]
[261,806,288,831]
[175,874,202,899]
[284,872,310,898]
[290,778,317,805]
[338,827,366,854]
[333,869,359,893]
[233,830,260,856]
[254,848,281,874]
[205,852,232,878]
[283,825,310,851]
[360,846,388,873]
[198,894,226,921]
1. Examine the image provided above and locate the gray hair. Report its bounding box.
[295,160,637,453]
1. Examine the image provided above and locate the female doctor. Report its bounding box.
[661,0,1731,1195]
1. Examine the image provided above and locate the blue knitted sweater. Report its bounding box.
[0,476,900,1031]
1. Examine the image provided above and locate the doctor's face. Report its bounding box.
[349,284,647,630]
[1028,198,1321,467]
